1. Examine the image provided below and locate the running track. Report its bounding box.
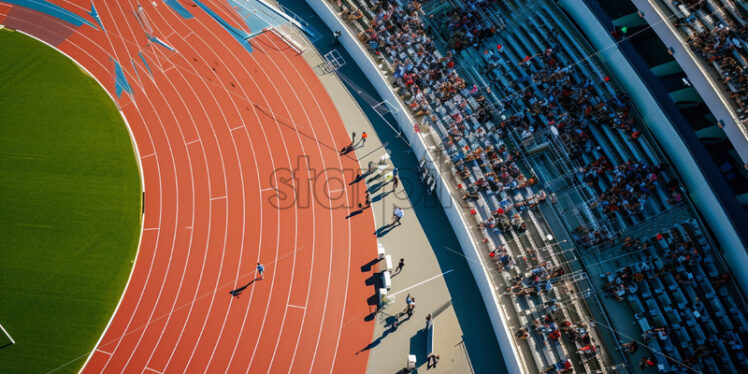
[0,0,376,372]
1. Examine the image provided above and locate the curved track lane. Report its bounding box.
[0,0,376,372]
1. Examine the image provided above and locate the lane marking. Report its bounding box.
[143,227,159,231]
[96,349,112,356]
[260,187,277,192]
[186,139,201,145]
[141,153,155,159]
[230,125,244,131]
[210,196,226,201]
[390,269,454,297]
[287,304,305,310]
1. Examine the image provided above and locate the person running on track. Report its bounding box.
[256,262,265,279]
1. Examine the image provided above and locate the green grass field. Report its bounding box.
[0,29,142,373]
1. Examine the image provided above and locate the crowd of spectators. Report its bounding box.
[439,0,499,51]
[353,0,545,237]
[505,263,559,296]
[670,0,748,121]
[600,223,747,371]
[592,161,668,218]
[329,0,748,372]
[522,308,599,371]
[331,0,645,371]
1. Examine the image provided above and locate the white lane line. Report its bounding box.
[287,304,305,310]
[143,227,160,231]
[50,17,173,373]
[230,125,244,131]
[210,196,226,201]
[141,153,155,158]
[390,269,455,297]
[186,139,201,145]
[260,187,277,192]
[144,367,163,374]
[96,349,112,356]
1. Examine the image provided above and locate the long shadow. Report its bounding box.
[0,342,12,350]
[409,328,428,368]
[345,208,366,219]
[374,223,397,237]
[340,144,355,155]
[229,279,256,297]
[367,181,384,194]
[356,315,400,354]
[349,171,372,185]
[371,190,392,203]
[366,174,382,184]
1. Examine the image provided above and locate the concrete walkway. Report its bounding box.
[275,11,505,372]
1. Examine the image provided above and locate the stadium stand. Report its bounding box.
[327,0,747,372]
[663,0,748,122]
[598,219,748,373]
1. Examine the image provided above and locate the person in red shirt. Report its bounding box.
[360,131,368,146]
[548,329,561,341]
[639,356,656,368]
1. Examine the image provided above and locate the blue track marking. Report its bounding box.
[226,0,283,35]
[139,52,153,77]
[130,58,141,83]
[163,0,193,19]
[148,35,175,52]
[88,2,103,30]
[3,0,97,29]
[113,59,133,98]
[192,0,253,53]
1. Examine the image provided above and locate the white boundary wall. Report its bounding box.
[305,1,524,373]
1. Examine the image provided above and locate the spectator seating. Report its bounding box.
[601,219,748,372]
[328,0,747,372]
[663,0,748,122]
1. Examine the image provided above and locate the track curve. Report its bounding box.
[0,0,376,372]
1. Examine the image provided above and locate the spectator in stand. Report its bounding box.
[622,341,639,354]
[515,327,529,340]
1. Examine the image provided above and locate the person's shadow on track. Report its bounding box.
[346,203,371,219]
[367,182,384,194]
[339,144,355,156]
[229,279,256,298]
[349,171,371,185]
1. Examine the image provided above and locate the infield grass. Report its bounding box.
[0,29,141,373]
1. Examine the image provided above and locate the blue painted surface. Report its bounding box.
[3,0,97,29]
[139,52,153,77]
[130,58,141,83]
[113,59,133,98]
[88,2,104,30]
[193,0,253,53]
[148,35,175,52]
[163,0,193,19]
[226,0,283,35]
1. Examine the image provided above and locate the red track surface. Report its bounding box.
[0,1,376,372]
